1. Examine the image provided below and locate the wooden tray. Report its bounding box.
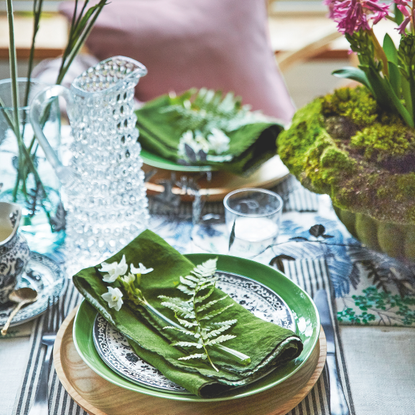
[143,156,290,202]
[54,308,326,415]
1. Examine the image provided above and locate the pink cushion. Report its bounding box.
[59,0,295,123]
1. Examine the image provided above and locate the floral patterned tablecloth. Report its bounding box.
[3,174,415,415]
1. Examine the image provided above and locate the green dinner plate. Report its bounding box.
[141,149,217,172]
[73,253,320,402]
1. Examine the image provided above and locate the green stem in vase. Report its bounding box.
[6,0,21,137]
[56,0,108,85]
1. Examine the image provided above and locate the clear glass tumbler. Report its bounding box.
[223,188,283,258]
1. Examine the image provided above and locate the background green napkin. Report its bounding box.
[135,89,284,176]
[73,230,303,398]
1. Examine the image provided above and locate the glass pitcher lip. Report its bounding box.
[70,55,148,97]
[0,78,50,111]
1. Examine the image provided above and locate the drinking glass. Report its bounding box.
[223,188,283,257]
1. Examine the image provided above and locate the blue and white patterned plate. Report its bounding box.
[93,271,296,394]
[0,252,66,327]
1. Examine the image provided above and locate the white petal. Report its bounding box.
[102,287,123,311]
[102,273,119,283]
[139,263,154,274]
[117,255,128,275]
[98,261,115,273]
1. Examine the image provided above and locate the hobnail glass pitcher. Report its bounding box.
[30,56,149,267]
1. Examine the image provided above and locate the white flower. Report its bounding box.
[194,131,210,153]
[101,287,123,311]
[122,272,136,284]
[178,130,198,158]
[130,263,154,275]
[99,254,128,283]
[207,128,230,154]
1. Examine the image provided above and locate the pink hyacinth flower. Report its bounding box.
[330,0,390,35]
[394,0,413,34]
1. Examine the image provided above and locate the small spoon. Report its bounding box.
[1,288,38,336]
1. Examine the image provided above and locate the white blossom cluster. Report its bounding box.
[99,255,153,311]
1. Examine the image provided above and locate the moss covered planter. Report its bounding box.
[278,87,415,262]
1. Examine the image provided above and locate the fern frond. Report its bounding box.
[199,304,234,321]
[180,274,200,283]
[160,301,195,319]
[172,341,203,348]
[196,295,228,313]
[176,284,194,295]
[193,285,216,304]
[175,317,198,328]
[158,295,185,304]
[178,353,207,361]
[202,324,235,339]
[164,326,199,338]
[160,88,268,139]
[211,319,238,326]
[205,334,236,346]
[159,258,250,370]
[191,258,217,277]
[180,276,198,288]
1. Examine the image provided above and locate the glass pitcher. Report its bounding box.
[30,56,149,268]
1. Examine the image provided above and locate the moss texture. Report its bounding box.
[277,87,415,225]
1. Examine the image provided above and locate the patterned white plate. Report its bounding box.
[0,252,66,327]
[93,271,296,394]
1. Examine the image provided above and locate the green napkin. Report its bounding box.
[72,230,303,398]
[135,89,285,176]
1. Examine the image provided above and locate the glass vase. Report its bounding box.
[0,78,65,253]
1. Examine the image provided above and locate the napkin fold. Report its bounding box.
[72,230,303,398]
[135,89,285,176]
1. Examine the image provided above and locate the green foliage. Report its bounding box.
[333,29,415,127]
[162,88,269,136]
[159,258,239,371]
[338,286,415,326]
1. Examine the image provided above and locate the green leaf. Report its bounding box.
[366,66,414,126]
[387,61,401,96]
[383,34,398,65]
[228,220,236,251]
[394,3,404,25]
[332,67,373,93]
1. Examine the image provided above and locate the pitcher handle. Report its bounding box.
[29,85,79,193]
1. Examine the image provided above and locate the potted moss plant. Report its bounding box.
[277,0,415,261]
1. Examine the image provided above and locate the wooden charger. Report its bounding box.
[54,307,326,415]
[143,155,290,202]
